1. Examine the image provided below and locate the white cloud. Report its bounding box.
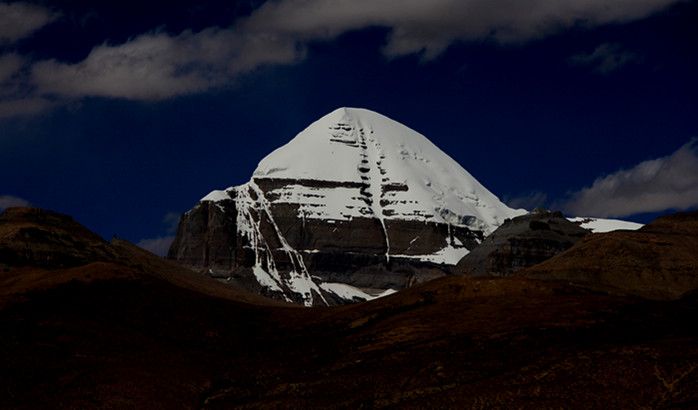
[0,2,58,44]
[32,26,302,100]
[136,235,176,257]
[241,0,682,58]
[28,0,682,101]
[0,194,31,211]
[0,51,55,118]
[564,138,698,218]
[0,3,57,118]
[569,43,643,74]
[134,212,182,256]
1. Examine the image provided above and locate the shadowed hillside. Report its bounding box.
[522,210,698,300]
[2,207,698,408]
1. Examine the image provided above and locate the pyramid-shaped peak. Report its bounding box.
[182,108,526,305]
[254,107,454,182]
[265,107,423,150]
[250,107,524,233]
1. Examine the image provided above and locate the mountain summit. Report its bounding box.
[251,107,523,233]
[169,108,525,305]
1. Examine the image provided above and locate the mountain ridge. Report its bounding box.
[3,206,698,408]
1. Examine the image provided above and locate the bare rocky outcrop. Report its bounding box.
[453,208,589,277]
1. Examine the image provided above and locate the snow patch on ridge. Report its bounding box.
[319,282,373,301]
[252,265,283,293]
[319,282,399,302]
[201,189,232,202]
[568,216,643,233]
[392,243,471,265]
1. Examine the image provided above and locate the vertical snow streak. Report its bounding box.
[248,181,328,306]
[356,120,391,263]
[232,186,289,299]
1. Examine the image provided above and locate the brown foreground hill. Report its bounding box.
[1,207,698,408]
[522,210,698,300]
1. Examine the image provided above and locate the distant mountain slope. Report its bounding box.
[568,216,643,233]
[0,207,287,307]
[0,206,124,271]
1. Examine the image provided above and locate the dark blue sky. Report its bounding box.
[1,0,697,254]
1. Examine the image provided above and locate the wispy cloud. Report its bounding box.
[0,2,59,44]
[21,0,683,103]
[134,212,181,256]
[0,194,31,211]
[0,53,52,118]
[136,236,175,257]
[504,191,548,211]
[32,26,303,100]
[0,96,54,118]
[241,0,680,59]
[0,53,24,83]
[163,212,181,234]
[0,3,59,118]
[568,43,643,74]
[564,138,698,218]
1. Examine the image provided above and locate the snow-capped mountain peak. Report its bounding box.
[252,107,525,234]
[175,108,527,306]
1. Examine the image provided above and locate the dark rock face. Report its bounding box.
[453,208,589,277]
[167,200,239,273]
[168,178,482,305]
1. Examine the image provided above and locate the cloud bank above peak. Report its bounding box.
[0,0,682,106]
[242,0,683,58]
